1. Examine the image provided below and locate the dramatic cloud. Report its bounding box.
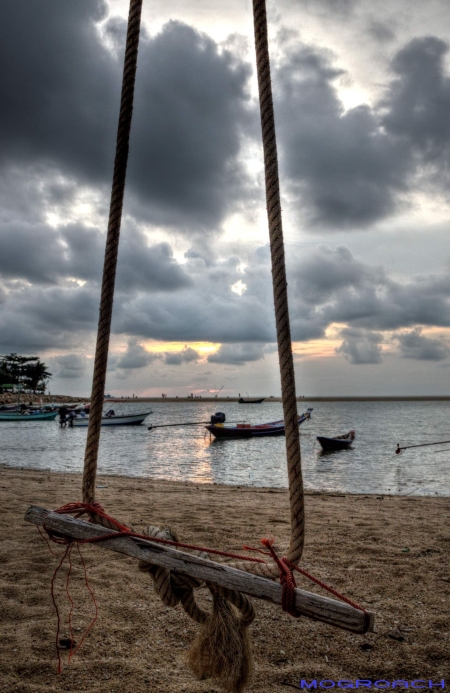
[288,246,450,337]
[272,33,450,228]
[164,347,199,365]
[0,1,116,182]
[116,339,157,369]
[127,21,256,229]
[207,343,269,365]
[52,354,89,379]
[382,37,450,174]
[395,328,450,361]
[0,284,99,351]
[1,0,450,396]
[336,327,384,364]
[274,42,411,227]
[0,219,190,290]
[0,3,255,232]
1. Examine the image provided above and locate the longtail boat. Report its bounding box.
[317,430,355,451]
[206,408,312,439]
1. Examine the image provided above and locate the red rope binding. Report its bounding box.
[261,538,299,617]
[249,538,368,619]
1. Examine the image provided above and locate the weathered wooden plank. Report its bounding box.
[25,506,374,633]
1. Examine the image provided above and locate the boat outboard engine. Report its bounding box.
[210,412,226,425]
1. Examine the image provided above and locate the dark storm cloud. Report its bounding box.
[382,37,450,168]
[127,21,255,229]
[0,1,117,181]
[207,343,268,365]
[0,284,98,351]
[289,246,450,336]
[0,218,190,291]
[336,328,384,364]
[113,250,276,344]
[52,354,89,379]
[116,339,158,369]
[116,233,192,292]
[274,44,411,228]
[3,241,450,358]
[395,328,450,361]
[164,347,199,365]
[0,3,255,231]
[272,33,450,228]
[0,222,68,284]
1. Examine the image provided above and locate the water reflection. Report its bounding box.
[1,400,449,495]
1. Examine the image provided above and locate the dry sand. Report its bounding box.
[1,466,449,692]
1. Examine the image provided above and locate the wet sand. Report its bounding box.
[1,466,449,692]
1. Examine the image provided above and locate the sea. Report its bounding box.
[1,400,449,496]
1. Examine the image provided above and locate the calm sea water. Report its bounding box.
[1,400,449,496]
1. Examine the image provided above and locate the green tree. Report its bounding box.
[0,353,52,393]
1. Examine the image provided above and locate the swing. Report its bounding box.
[25,1,375,691]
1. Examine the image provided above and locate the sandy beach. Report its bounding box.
[1,466,449,692]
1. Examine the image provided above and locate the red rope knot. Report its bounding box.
[261,539,299,617]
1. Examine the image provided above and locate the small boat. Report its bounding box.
[238,397,265,404]
[206,408,312,439]
[317,430,355,451]
[70,407,152,427]
[0,410,58,421]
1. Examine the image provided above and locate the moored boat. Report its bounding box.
[238,397,265,404]
[317,430,355,451]
[0,410,58,421]
[71,408,152,427]
[206,408,312,439]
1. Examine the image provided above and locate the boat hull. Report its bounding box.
[238,398,265,404]
[206,409,312,439]
[0,411,58,421]
[71,412,151,426]
[317,435,354,451]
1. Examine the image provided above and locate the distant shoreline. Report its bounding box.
[3,393,450,405]
[106,395,450,402]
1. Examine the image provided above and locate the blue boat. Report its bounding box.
[0,410,58,421]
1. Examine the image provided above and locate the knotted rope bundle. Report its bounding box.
[138,526,255,693]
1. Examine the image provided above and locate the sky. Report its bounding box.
[1,0,450,397]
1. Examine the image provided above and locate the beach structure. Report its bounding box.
[25,2,375,691]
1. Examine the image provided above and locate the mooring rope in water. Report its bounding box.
[396,439,450,454]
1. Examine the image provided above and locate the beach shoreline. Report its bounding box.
[3,393,450,406]
[1,466,448,692]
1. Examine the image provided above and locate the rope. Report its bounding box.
[396,439,450,454]
[40,503,257,676]
[251,0,305,574]
[254,539,368,620]
[80,0,305,578]
[82,0,143,505]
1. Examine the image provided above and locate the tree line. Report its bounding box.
[0,353,52,393]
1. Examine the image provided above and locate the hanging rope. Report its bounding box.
[252,0,305,570]
[74,0,307,688]
[82,0,143,505]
